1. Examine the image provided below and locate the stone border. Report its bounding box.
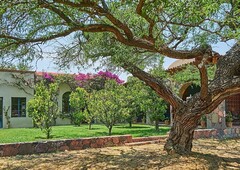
[0,135,132,157]
[194,127,240,139]
[132,136,168,142]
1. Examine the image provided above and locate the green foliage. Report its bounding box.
[123,77,146,127]
[172,64,216,85]
[27,81,59,139]
[140,86,167,130]
[3,106,10,129]
[201,115,207,122]
[0,1,239,71]
[88,80,129,135]
[72,111,85,126]
[226,111,233,122]
[126,76,167,130]
[69,87,88,126]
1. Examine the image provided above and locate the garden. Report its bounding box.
[20,71,170,140]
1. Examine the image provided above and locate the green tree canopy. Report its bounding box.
[1,0,240,154]
[88,80,129,135]
[27,81,59,139]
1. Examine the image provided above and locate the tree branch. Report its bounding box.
[136,0,155,41]
[195,55,209,100]
[122,63,183,108]
[204,42,240,113]
[39,1,75,25]
[1,0,217,60]
[204,77,240,114]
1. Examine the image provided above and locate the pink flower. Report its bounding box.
[97,71,124,84]
[43,73,54,82]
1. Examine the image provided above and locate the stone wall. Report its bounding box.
[0,135,132,157]
[207,101,226,129]
[194,127,240,139]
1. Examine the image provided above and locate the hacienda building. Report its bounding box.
[0,69,71,128]
[168,57,240,129]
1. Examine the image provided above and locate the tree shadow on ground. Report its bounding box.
[1,139,240,170]
[190,152,240,170]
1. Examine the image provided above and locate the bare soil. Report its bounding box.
[0,138,239,170]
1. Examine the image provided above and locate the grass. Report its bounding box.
[0,124,170,144]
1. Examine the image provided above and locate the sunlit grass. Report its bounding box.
[0,124,170,144]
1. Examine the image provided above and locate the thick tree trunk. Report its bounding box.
[88,122,92,130]
[164,113,200,154]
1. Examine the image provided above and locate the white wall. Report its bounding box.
[0,71,35,128]
[0,71,73,128]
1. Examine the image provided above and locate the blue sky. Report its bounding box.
[34,40,235,81]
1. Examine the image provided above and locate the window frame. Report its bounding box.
[62,92,71,114]
[11,97,27,118]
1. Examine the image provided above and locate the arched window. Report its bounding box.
[62,92,71,114]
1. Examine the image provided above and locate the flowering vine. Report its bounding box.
[41,71,124,90]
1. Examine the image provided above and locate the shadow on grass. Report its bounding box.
[85,127,101,130]
[115,126,151,129]
[94,127,170,137]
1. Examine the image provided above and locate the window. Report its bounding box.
[11,97,26,117]
[62,92,71,114]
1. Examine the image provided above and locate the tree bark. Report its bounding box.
[164,113,200,154]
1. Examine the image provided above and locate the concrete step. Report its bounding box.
[132,136,168,143]
[125,140,164,146]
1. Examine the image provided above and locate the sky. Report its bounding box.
[33,40,235,81]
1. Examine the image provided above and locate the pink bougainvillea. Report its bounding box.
[97,71,124,84]
[41,71,124,88]
[74,71,124,86]
[43,72,54,82]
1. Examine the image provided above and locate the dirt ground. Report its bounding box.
[0,138,239,170]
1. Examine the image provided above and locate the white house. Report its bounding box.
[0,69,71,129]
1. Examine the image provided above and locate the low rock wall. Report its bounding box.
[0,135,132,157]
[132,136,168,142]
[194,127,240,139]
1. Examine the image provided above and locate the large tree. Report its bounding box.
[0,0,240,154]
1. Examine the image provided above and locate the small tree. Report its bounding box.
[27,81,59,139]
[88,80,128,135]
[69,87,94,128]
[143,87,167,131]
[127,77,167,130]
[125,77,147,128]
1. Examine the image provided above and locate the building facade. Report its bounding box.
[168,59,240,128]
[0,69,71,129]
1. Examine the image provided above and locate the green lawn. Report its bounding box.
[0,124,170,144]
